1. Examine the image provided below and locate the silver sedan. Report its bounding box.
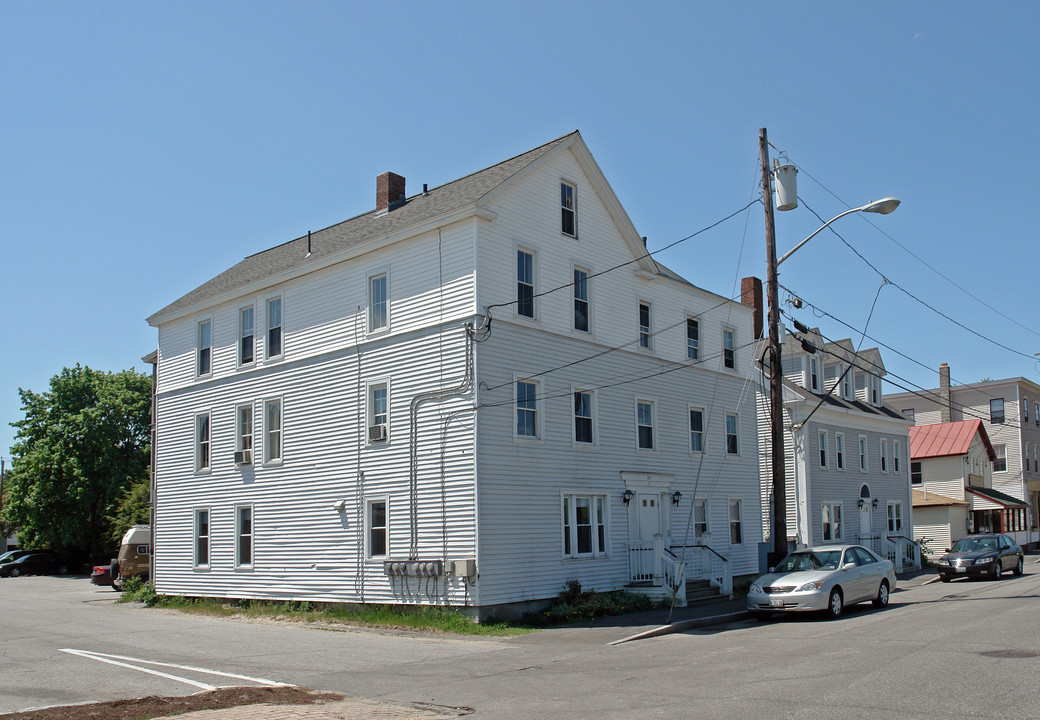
[746,544,896,619]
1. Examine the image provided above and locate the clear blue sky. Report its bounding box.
[3,2,1039,462]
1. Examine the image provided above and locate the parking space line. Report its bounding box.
[59,649,290,690]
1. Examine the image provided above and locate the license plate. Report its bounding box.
[770,597,784,607]
[956,566,966,573]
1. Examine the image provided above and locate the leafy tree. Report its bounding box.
[108,475,151,548]
[3,365,151,564]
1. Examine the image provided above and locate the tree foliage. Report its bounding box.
[108,475,151,548]
[3,365,151,563]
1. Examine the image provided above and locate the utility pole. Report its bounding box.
[760,128,788,566]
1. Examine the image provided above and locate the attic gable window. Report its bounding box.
[561,181,577,237]
[573,268,589,332]
[517,250,535,318]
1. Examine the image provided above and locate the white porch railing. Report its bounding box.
[627,536,687,604]
[671,543,733,597]
[857,534,882,555]
[884,535,921,572]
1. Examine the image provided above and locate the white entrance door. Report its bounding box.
[638,494,661,541]
[859,502,873,548]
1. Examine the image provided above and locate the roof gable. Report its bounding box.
[909,419,995,460]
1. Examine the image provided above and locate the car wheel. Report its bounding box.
[939,574,951,583]
[1014,557,1024,576]
[826,588,843,619]
[10,568,20,578]
[992,562,1002,580]
[872,580,890,608]
[112,577,123,592]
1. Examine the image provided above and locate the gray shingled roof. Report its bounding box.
[148,131,579,324]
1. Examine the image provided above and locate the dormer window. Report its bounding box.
[870,375,881,406]
[809,357,819,392]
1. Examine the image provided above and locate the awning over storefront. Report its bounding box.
[965,486,1029,508]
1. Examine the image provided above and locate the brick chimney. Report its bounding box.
[939,362,951,422]
[741,276,763,339]
[376,172,406,212]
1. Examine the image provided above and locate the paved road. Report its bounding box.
[2,569,1039,718]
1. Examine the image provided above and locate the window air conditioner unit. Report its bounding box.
[369,424,387,442]
[234,450,252,466]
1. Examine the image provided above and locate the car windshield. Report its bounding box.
[951,537,997,553]
[774,550,842,572]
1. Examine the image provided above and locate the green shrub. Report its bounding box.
[521,580,657,626]
[117,578,158,605]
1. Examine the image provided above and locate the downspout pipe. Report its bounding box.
[408,319,478,560]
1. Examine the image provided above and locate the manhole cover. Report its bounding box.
[980,650,1039,659]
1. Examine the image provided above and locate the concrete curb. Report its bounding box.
[608,610,750,645]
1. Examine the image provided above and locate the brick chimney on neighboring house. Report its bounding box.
[940,362,951,422]
[376,172,406,213]
[740,276,764,340]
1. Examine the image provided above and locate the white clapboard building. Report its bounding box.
[146,131,762,619]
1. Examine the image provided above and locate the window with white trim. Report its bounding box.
[236,505,253,568]
[809,357,820,392]
[689,407,704,453]
[638,302,651,349]
[887,501,903,532]
[723,327,736,369]
[560,181,576,237]
[990,398,1005,424]
[517,250,535,318]
[894,440,901,474]
[729,499,743,544]
[994,443,1007,472]
[266,297,282,359]
[239,306,254,365]
[835,433,845,471]
[870,375,881,406]
[686,317,699,360]
[822,502,842,541]
[264,398,282,463]
[859,435,868,472]
[573,268,589,332]
[195,412,210,472]
[367,498,387,558]
[562,494,606,557]
[911,461,922,484]
[819,430,828,467]
[516,380,538,438]
[368,273,388,332]
[725,413,739,455]
[694,499,708,538]
[841,367,853,400]
[574,390,594,444]
[236,403,253,466]
[880,438,889,473]
[637,400,655,450]
[194,508,210,568]
[197,319,212,376]
[368,382,388,443]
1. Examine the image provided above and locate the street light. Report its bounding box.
[759,128,900,566]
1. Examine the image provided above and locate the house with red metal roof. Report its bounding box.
[908,419,1028,557]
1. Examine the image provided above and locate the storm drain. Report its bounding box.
[979,649,1039,659]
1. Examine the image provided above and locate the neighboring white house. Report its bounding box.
[886,364,1040,549]
[751,326,918,570]
[146,131,762,619]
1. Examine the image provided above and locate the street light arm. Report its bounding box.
[776,206,864,266]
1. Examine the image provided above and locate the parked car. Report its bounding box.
[0,551,72,577]
[747,544,897,619]
[0,549,32,564]
[90,564,114,587]
[111,525,150,591]
[937,533,1023,582]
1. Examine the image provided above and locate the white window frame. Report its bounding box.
[515,378,540,440]
[880,438,889,473]
[722,327,736,370]
[367,380,389,445]
[366,496,389,559]
[265,295,283,360]
[367,271,389,333]
[263,397,283,464]
[196,318,212,377]
[636,398,656,451]
[693,499,709,538]
[194,507,210,569]
[818,430,828,468]
[236,403,254,466]
[990,398,1005,424]
[689,406,705,453]
[822,502,843,541]
[994,443,1007,472]
[195,412,211,473]
[887,501,903,533]
[728,498,744,545]
[573,266,590,333]
[835,433,846,471]
[638,301,652,349]
[560,180,577,238]
[894,440,901,474]
[235,504,254,569]
[562,493,607,558]
[516,248,536,320]
[725,412,739,455]
[573,389,595,446]
[809,357,820,392]
[841,366,853,400]
[686,316,699,360]
[870,375,881,406]
[238,305,256,367]
[859,435,868,472]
